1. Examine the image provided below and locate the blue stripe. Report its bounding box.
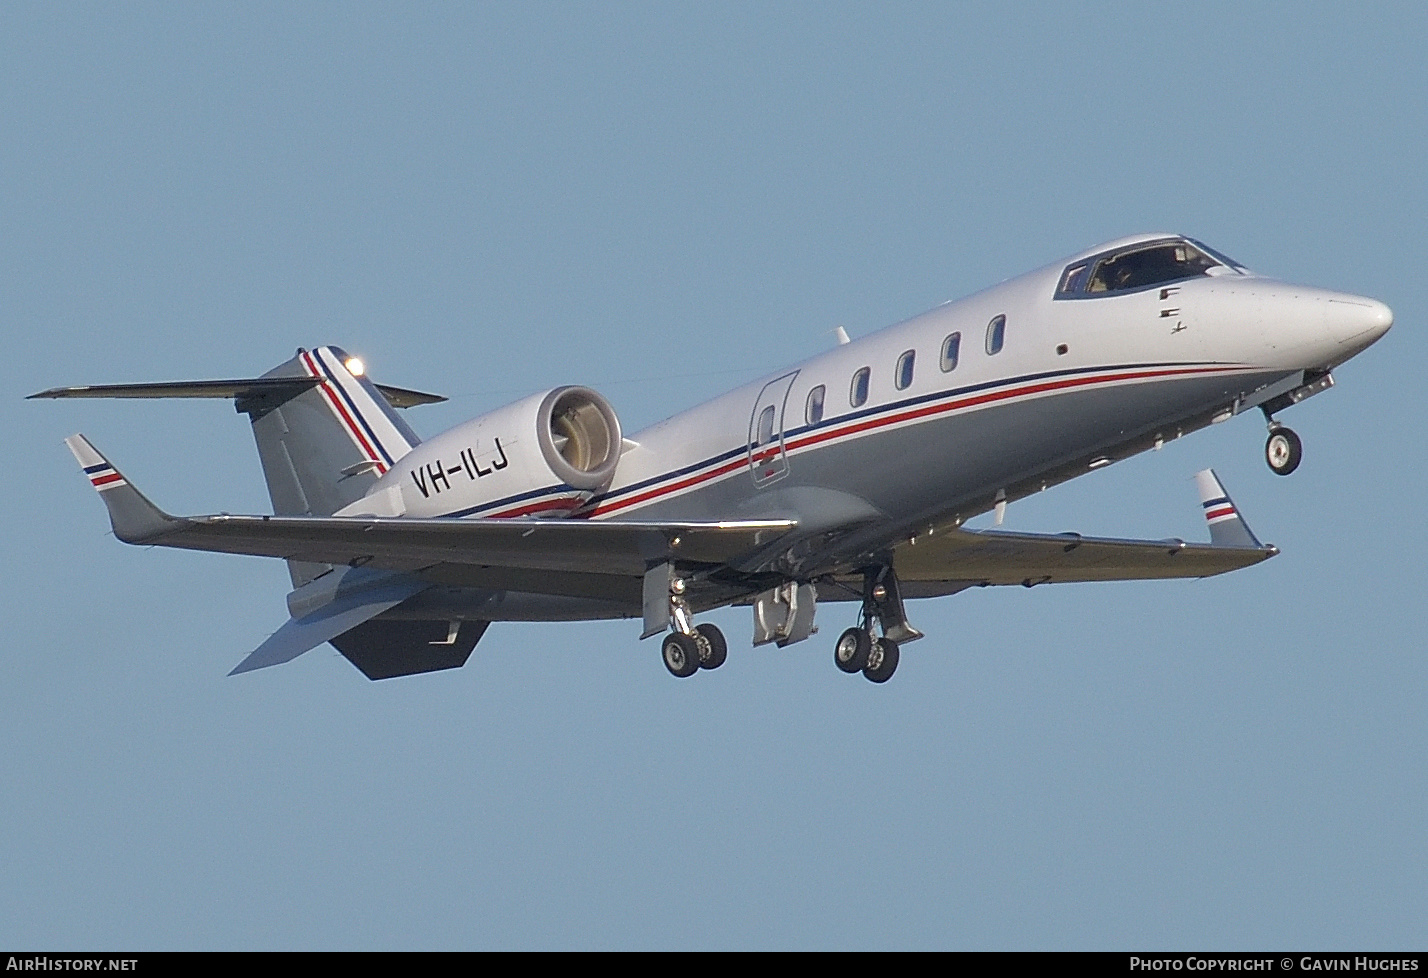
[1202,496,1231,508]
[435,359,1243,522]
[82,462,112,474]
[441,482,578,519]
[587,359,1239,509]
[312,348,396,467]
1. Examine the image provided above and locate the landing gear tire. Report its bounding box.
[1266,426,1302,476]
[834,627,871,673]
[695,623,727,670]
[863,637,900,684]
[662,632,701,678]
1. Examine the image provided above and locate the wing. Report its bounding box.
[65,433,794,587]
[884,469,1275,593]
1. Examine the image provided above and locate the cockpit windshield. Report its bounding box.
[1056,238,1238,299]
[1087,241,1216,293]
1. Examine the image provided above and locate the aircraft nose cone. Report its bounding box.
[1362,297,1393,337]
[1328,294,1393,354]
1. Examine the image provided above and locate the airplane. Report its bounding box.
[32,233,1393,683]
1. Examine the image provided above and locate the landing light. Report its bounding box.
[345,357,365,376]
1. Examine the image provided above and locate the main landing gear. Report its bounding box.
[646,564,728,678]
[660,623,728,677]
[833,626,900,683]
[658,574,728,678]
[832,566,921,684]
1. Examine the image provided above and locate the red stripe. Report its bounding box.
[1205,506,1236,520]
[596,455,749,516]
[300,351,388,474]
[591,364,1242,517]
[485,497,583,519]
[90,472,123,487]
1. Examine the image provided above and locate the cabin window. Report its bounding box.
[1086,241,1218,294]
[755,405,776,447]
[805,385,825,426]
[895,350,915,391]
[940,332,961,372]
[850,367,870,407]
[985,315,1006,355]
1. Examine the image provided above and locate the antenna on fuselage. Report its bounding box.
[834,325,851,346]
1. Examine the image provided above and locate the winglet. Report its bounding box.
[64,434,185,544]
[1194,469,1263,549]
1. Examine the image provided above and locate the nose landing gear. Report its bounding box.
[1257,373,1334,476]
[1261,402,1303,476]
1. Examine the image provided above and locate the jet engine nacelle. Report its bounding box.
[363,386,622,519]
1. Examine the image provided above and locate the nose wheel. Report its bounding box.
[1265,425,1302,476]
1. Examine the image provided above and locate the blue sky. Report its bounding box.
[3,3,1424,949]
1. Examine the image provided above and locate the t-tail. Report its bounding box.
[41,353,492,680]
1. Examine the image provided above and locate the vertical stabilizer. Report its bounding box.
[245,346,422,585]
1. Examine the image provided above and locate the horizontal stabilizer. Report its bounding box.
[32,377,445,410]
[229,577,429,675]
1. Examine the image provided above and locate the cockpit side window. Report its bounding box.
[1187,237,1248,272]
[1058,264,1088,296]
[1085,241,1218,294]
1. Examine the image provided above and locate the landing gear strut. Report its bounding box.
[832,565,920,684]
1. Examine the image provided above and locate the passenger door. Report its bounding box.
[747,372,798,486]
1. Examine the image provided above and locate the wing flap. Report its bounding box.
[895,527,1274,586]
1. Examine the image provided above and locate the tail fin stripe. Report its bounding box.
[298,351,390,473]
[309,348,399,468]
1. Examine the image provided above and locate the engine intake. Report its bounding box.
[537,387,621,490]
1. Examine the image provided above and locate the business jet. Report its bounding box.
[33,234,1392,683]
